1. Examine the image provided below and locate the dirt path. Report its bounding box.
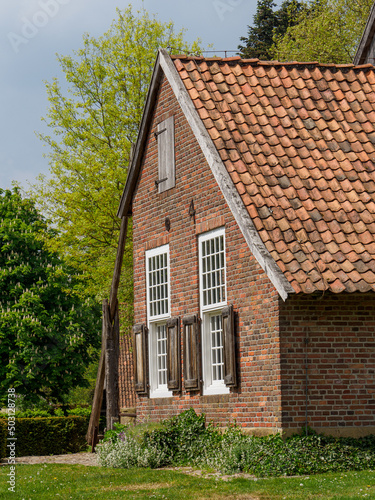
[1,452,98,466]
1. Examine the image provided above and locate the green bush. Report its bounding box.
[98,409,375,476]
[0,419,6,460]
[0,404,92,420]
[0,416,87,457]
[217,433,375,476]
[142,408,220,466]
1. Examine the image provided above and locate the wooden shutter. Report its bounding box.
[222,305,237,387]
[133,323,148,395]
[166,317,181,391]
[183,315,200,390]
[157,116,175,193]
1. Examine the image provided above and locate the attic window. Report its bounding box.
[156,116,175,193]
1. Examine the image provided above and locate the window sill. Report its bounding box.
[149,389,173,399]
[202,384,230,396]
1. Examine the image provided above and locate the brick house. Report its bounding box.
[116,48,375,437]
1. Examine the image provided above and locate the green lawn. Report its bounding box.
[0,464,374,499]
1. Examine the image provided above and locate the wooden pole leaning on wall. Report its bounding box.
[85,301,107,446]
[105,298,120,431]
[86,216,129,445]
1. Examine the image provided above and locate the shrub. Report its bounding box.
[142,408,221,466]
[98,409,375,476]
[0,404,92,420]
[0,419,6,460]
[97,409,222,469]
[96,429,167,469]
[0,416,87,457]
[202,431,375,476]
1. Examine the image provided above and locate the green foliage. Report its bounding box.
[143,408,220,466]
[66,406,91,418]
[32,6,202,316]
[11,393,52,412]
[0,404,91,420]
[65,358,99,405]
[98,409,375,476]
[0,188,101,405]
[0,416,87,457]
[213,433,375,476]
[0,419,6,460]
[238,0,310,59]
[101,421,129,443]
[272,0,373,63]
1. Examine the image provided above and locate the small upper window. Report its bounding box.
[146,245,170,320]
[156,116,175,193]
[199,229,226,310]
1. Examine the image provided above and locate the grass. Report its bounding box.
[0,463,374,499]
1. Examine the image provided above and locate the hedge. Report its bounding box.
[0,419,6,460]
[0,416,87,457]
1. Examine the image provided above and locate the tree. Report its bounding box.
[238,0,309,60]
[272,0,373,63]
[0,188,101,404]
[32,7,202,312]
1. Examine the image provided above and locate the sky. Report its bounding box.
[0,0,268,191]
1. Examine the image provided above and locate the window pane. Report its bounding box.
[200,234,225,306]
[210,314,223,382]
[157,324,167,386]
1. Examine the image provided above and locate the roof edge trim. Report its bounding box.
[159,49,294,301]
[354,2,375,65]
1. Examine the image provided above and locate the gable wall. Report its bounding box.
[130,75,283,432]
[280,292,375,437]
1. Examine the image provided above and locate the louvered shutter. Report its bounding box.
[183,314,200,390]
[166,317,181,391]
[133,323,148,395]
[222,305,237,387]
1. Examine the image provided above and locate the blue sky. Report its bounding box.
[0,0,264,190]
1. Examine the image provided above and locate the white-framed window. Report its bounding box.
[156,116,175,193]
[199,228,229,395]
[146,245,172,398]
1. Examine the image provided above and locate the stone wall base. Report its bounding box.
[119,407,136,425]
[282,426,375,439]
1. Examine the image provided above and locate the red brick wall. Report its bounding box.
[118,332,135,409]
[280,292,375,436]
[130,75,282,432]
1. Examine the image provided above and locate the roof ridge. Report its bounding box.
[170,53,375,72]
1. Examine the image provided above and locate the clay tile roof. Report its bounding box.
[174,55,375,295]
